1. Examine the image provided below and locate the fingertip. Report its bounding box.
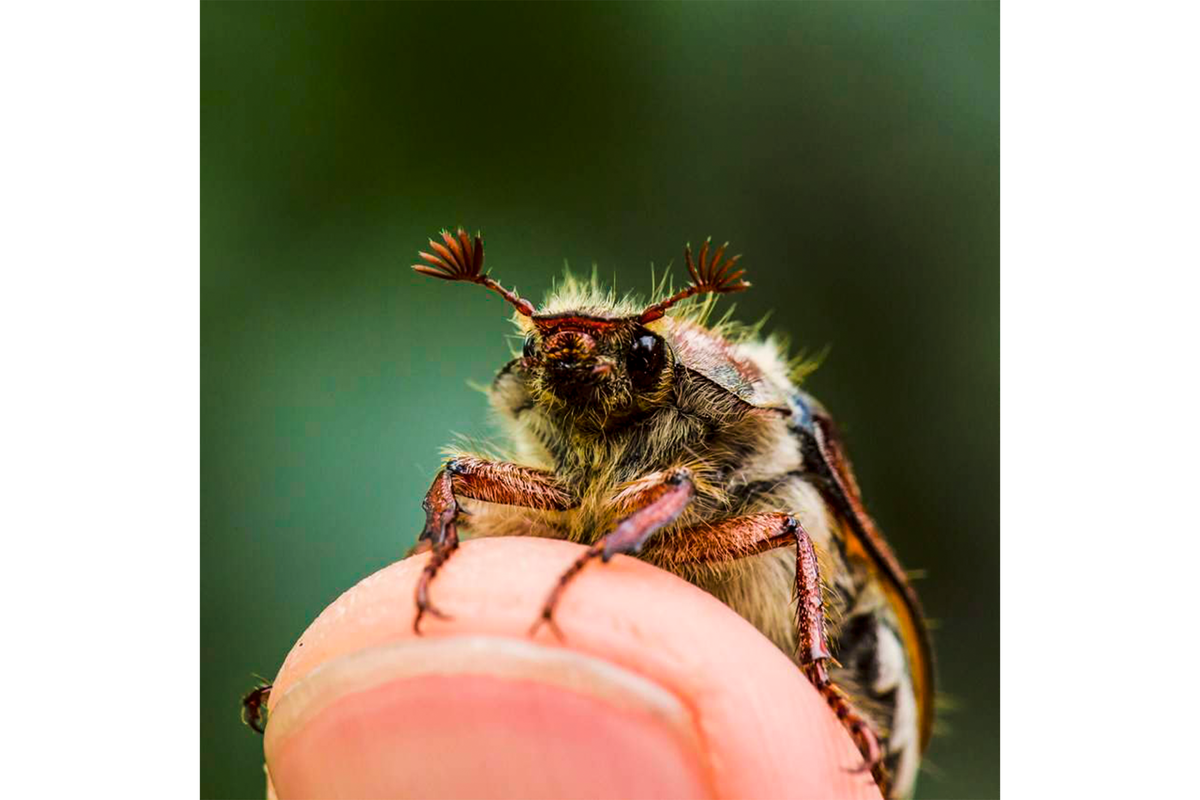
[261,538,881,800]
[266,639,711,799]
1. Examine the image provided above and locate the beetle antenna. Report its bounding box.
[413,228,535,317]
[638,237,751,323]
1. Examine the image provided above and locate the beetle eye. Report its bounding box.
[522,334,537,359]
[627,330,663,385]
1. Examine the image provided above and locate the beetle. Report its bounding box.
[408,228,934,798]
[243,227,935,799]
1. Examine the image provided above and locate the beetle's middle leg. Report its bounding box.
[413,456,572,633]
[652,512,887,794]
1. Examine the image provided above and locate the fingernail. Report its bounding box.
[264,636,713,799]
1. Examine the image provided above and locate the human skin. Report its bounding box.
[260,537,883,800]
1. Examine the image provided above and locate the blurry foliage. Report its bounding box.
[202,2,997,798]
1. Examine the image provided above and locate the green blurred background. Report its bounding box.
[202,2,997,798]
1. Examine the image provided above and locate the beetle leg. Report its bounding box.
[791,523,886,793]
[413,467,459,631]
[413,457,572,634]
[649,512,888,795]
[530,468,694,639]
[241,683,272,735]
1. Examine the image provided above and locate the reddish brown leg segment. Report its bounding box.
[790,521,886,792]
[527,542,604,641]
[413,457,572,633]
[531,469,694,639]
[647,512,888,795]
[805,661,887,793]
[413,468,459,632]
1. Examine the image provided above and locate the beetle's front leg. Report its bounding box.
[412,467,460,631]
[413,456,572,633]
[530,468,694,639]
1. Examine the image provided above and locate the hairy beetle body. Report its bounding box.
[408,230,934,798]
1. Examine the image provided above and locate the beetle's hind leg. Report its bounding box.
[241,683,272,734]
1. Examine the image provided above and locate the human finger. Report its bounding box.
[260,536,881,800]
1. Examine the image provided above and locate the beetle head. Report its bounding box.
[516,312,672,411]
[413,228,756,418]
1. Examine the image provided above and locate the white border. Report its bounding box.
[0,3,198,795]
[1003,3,1197,798]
